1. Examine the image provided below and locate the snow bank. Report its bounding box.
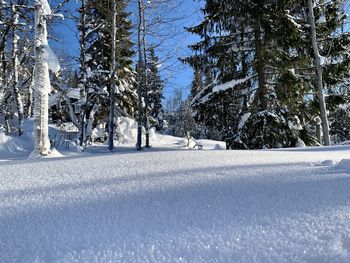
[0,129,24,154]
[116,117,139,144]
[116,117,156,145]
[28,148,64,159]
[336,159,350,170]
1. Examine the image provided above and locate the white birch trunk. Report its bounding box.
[142,1,150,148]
[308,0,331,146]
[32,0,51,156]
[11,5,24,136]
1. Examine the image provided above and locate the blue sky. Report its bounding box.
[51,0,204,101]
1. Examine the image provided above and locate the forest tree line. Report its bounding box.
[183,0,350,149]
[1,0,350,156]
[0,0,166,156]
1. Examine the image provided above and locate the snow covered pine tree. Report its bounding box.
[184,0,350,149]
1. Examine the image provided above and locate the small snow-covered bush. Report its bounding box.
[228,109,309,149]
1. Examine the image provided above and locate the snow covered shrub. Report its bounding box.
[228,109,304,149]
[329,105,350,143]
[91,122,108,143]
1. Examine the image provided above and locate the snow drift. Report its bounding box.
[0,129,24,154]
[1,146,350,262]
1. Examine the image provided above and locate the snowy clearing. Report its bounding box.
[1,145,350,262]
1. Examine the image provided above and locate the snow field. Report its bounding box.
[1,147,350,262]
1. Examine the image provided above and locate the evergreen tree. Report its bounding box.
[79,0,136,144]
[146,46,164,131]
[184,0,350,149]
[313,0,350,143]
[172,100,196,138]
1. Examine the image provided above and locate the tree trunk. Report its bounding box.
[63,92,79,128]
[78,0,88,147]
[108,0,117,151]
[308,0,331,146]
[26,72,34,118]
[11,5,24,136]
[0,0,4,92]
[142,2,150,148]
[85,101,99,143]
[136,0,143,150]
[32,0,51,156]
[2,92,10,134]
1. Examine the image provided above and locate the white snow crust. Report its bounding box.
[1,142,350,262]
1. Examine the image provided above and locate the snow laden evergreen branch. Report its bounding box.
[194,74,257,105]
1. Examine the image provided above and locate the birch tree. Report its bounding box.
[11,4,24,135]
[77,0,136,147]
[32,0,60,157]
[308,0,331,146]
[142,4,150,148]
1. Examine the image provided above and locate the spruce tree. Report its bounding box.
[80,0,136,143]
[185,0,304,148]
[146,46,164,131]
[184,0,350,149]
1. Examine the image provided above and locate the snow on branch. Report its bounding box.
[42,0,51,15]
[212,74,257,93]
[285,13,302,29]
[193,74,257,105]
[190,83,212,106]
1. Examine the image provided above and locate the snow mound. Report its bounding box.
[214,143,225,150]
[116,117,155,145]
[336,159,350,170]
[28,148,64,159]
[116,117,138,144]
[197,139,226,150]
[321,160,336,166]
[0,129,24,154]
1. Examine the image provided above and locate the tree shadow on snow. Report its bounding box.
[0,162,350,261]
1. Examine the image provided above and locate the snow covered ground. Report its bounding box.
[1,133,350,262]
[0,118,226,161]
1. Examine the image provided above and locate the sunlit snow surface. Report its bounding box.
[1,141,350,261]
